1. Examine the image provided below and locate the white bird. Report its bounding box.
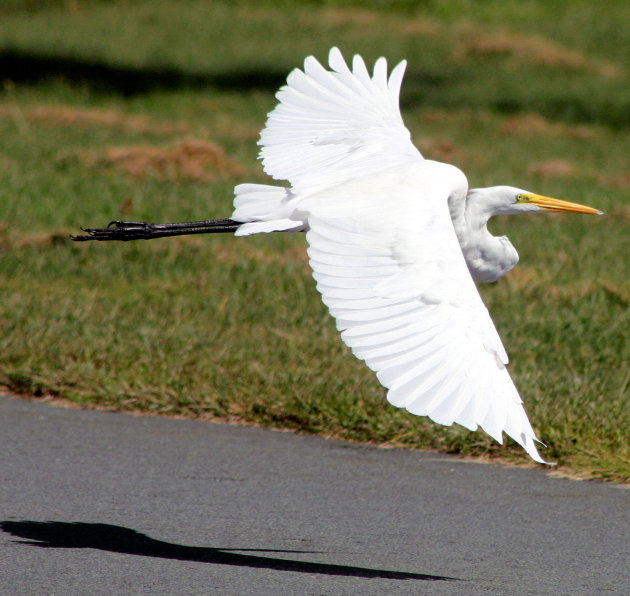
[74,48,601,463]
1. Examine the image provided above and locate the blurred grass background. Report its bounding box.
[1,0,629,481]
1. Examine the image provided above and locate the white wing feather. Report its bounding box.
[251,48,547,463]
[301,166,546,463]
[260,47,421,194]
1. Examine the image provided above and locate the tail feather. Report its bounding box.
[232,183,304,236]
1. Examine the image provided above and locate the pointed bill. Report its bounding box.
[521,193,603,214]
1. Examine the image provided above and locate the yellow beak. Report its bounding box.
[521,193,603,215]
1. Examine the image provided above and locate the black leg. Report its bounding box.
[71,219,242,241]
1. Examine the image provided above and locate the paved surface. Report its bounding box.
[1,394,628,595]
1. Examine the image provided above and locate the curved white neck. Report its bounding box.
[449,190,519,283]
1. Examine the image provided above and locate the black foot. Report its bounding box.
[71,221,163,241]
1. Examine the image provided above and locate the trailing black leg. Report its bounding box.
[71,218,242,241]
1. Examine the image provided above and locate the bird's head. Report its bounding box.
[467,186,602,218]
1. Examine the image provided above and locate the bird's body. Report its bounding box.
[74,48,601,463]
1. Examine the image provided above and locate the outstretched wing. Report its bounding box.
[257,48,547,462]
[300,163,547,464]
[259,47,422,194]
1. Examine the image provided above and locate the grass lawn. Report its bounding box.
[1,0,629,481]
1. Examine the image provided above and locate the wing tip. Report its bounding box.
[328,46,347,73]
[513,431,554,465]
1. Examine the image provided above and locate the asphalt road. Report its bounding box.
[1,394,628,595]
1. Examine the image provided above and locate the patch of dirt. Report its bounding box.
[420,109,469,125]
[499,113,595,139]
[505,267,628,305]
[417,137,466,164]
[158,235,310,270]
[608,205,630,220]
[528,159,575,179]
[455,26,622,79]
[298,7,440,36]
[0,105,189,135]
[604,172,630,189]
[599,281,630,307]
[310,6,381,27]
[13,231,70,249]
[79,139,245,182]
[503,265,550,294]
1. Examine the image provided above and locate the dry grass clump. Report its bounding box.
[505,266,629,305]
[499,113,595,140]
[455,26,621,79]
[80,139,245,182]
[528,159,575,180]
[604,173,630,190]
[417,138,466,164]
[0,105,189,135]
[296,6,440,36]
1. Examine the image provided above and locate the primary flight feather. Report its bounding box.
[74,48,601,463]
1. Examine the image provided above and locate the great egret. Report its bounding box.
[74,48,601,463]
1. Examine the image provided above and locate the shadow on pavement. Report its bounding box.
[1,520,456,581]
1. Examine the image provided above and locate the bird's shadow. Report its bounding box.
[0,520,455,582]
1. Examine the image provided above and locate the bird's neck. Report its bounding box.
[449,191,519,283]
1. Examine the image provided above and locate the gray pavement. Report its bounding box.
[1,394,628,595]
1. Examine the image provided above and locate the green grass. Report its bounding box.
[1,0,629,481]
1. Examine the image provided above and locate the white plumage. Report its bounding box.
[78,47,601,463]
[299,166,541,460]
[259,48,420,195]
[232,48,598,463]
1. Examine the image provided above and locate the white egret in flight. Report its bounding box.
[74,48,601,463]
